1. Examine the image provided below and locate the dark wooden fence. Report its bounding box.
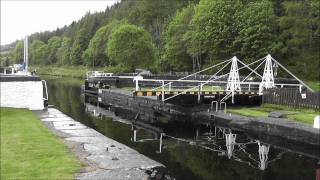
[262,88,320,110]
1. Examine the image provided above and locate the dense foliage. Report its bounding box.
[107,23,155,72]
[2,0,319,80]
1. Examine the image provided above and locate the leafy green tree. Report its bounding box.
[235,0,280,62]
[82,20,125,67]
[11,41,24,64]
[107,24,155,72]
[278,1,313,57]
[29,40,49,65]
[277,0,320,80]
[69,28,89,65]
[47,36,62,64]
[190,0,243,66]
[57,37,72,65]
[162,4,195,71]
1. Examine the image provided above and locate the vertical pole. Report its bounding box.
[25,36,28,73]
[159,133,163,153]
[162,80,165,102]
[133,129,137,142]
[198,84,201,104]
[23,41,25,65]
[135,80,139,91]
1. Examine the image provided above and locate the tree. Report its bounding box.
[107,24,155,72]
[29,40,49,65]
[69,28,89,65]
[162,4,195,71]
[11,41,24,64]
[235,0,280,62]
[47,36,62,64]
[190,0,243,67]
[57,37,72,65]
[82,20,125,67]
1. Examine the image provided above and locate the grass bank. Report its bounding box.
[228,104,319,125]
[0,108,82,179]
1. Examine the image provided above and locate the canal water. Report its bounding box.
[43,75,319,180]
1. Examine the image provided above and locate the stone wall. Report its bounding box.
[0,81,44,110]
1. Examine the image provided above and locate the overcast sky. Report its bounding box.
[1,0,118,45]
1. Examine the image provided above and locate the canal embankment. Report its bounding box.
[34,107,164,179]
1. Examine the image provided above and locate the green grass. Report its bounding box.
[306,81,320,92]
[0,108,82,179]
[228,104,319,125]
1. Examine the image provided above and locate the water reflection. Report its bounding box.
[43,76,319,180]
[84,101,317,174]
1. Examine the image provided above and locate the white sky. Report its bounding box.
[1,0,119,45]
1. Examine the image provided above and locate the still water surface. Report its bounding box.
[43,75,319,180]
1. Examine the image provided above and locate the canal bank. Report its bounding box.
[34,107,165,179]
[42,75,320,180]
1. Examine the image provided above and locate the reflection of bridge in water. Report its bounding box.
[84,102,319,171]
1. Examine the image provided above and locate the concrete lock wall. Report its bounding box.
[0,81,44,110]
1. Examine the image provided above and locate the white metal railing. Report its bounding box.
[220,102,227,114]
[86,71,113,79]
[211,101,218,112]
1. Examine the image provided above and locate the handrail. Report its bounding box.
[211,101,218,112]
[220,102,227,114]
[42,80,48,101]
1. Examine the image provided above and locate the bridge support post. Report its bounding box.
[226,56,241,103]
[259,54,275,95]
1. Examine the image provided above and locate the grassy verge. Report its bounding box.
[0,108,82,179]
[228,104,319,125]
[306,81,320,92]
